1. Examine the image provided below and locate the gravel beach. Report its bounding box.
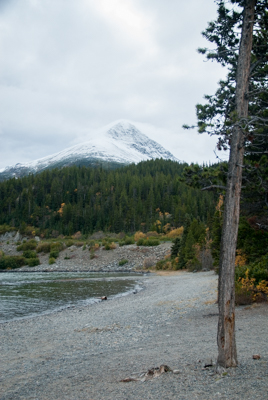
[1,270,267,400]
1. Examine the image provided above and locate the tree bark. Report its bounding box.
[217,0,256,369]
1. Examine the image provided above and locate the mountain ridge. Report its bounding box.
[0,120,179,180]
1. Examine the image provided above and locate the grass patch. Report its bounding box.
[119,259,128,266]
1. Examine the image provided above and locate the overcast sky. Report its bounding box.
[0,0,229,169]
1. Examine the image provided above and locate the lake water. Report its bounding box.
[0,271,142,323]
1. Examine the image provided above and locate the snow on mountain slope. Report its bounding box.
[0,121,179,179]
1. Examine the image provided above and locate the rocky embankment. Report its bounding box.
[0,231,172,272]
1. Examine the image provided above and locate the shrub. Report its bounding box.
[134,231,146,241]
[155,259,174,270]
[90,250,96,259]
[26,258,40,267]
[124,237,135,245]
[72,231,82,240]
[65,240,74,247]
[235,270,268,304]
[23,250,37,259]
[119,259,128,266]
[49,257,56,265]
[82,244,86,250]
[75,241,84,247]
[137,239,160,246]
[235,255,268,284]
[0,224,16,235]
[50,250,59,259]
[143,257,156,269]
[36,242,51,253]
[0,255,26,270]
[17,240,37,251]
[51,242,64,252]
[104,242,116,250]
[171,238,181,258]
[166,227,184,238]
[146,231,159,237]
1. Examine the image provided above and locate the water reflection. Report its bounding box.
[0,272,141,323]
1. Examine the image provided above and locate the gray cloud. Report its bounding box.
[0,0,227,168]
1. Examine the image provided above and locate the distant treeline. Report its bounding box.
[0,159,216,236]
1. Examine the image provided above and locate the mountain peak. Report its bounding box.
[0,121,179,180]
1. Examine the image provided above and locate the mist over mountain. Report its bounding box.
[0,121,179,181]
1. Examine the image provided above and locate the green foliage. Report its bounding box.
[36,242,51,253]
[90,249,95,259]
[0,224,15,235]
[235,255,268,285]
[49,257,56,265]
[23,250,37,259]
[0,159,216,236]
[119,259,128,266]
[17,240,37,251]
[155,256,179,271]
[26,258,40,267]
[178,217,206,269]
[0,255,26,270]
[120,237,135,246]
[136,238,160,246]
[237,218,268,264]
[171,237,181,258]
[51,242,64,252]
[50,250,59,259]
[65,240,74,247]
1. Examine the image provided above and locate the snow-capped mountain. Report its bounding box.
[0,121,179,180]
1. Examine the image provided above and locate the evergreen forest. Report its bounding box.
[0,159,216,237]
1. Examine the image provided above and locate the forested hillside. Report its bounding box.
[0,159,216,236]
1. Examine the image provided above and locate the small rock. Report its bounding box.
[253,354,261,360]
[173,369,181,374]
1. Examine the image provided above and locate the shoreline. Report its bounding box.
[1,271,267,399]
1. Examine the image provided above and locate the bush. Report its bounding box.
[0,255,26,270]
[104,242,116,250]
[49,257,56,265]
[51,242,64,252]
[17,240,37,251]
[65,240,74,247]
[26,258,40,267]
[36,242,51,253]
[137,238,160,246]
[166,227,184,238]
[50,250,59,259]
[146,231,159,237]
[75,241,84,247]
[23,250,37,259]
[134,231,146,241]
[124,237,135,245]
[155,254,180,270]
[143,257,156,269]
[90,250,96,259]
[235,255,268,284]
[119,259,128,266]
[171,237,181,258]
[0,224,16,235]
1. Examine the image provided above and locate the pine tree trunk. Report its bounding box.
[217,0,256,369]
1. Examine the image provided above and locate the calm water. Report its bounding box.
[0,272,141,323]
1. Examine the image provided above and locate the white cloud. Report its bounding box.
[0,0,227,168]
